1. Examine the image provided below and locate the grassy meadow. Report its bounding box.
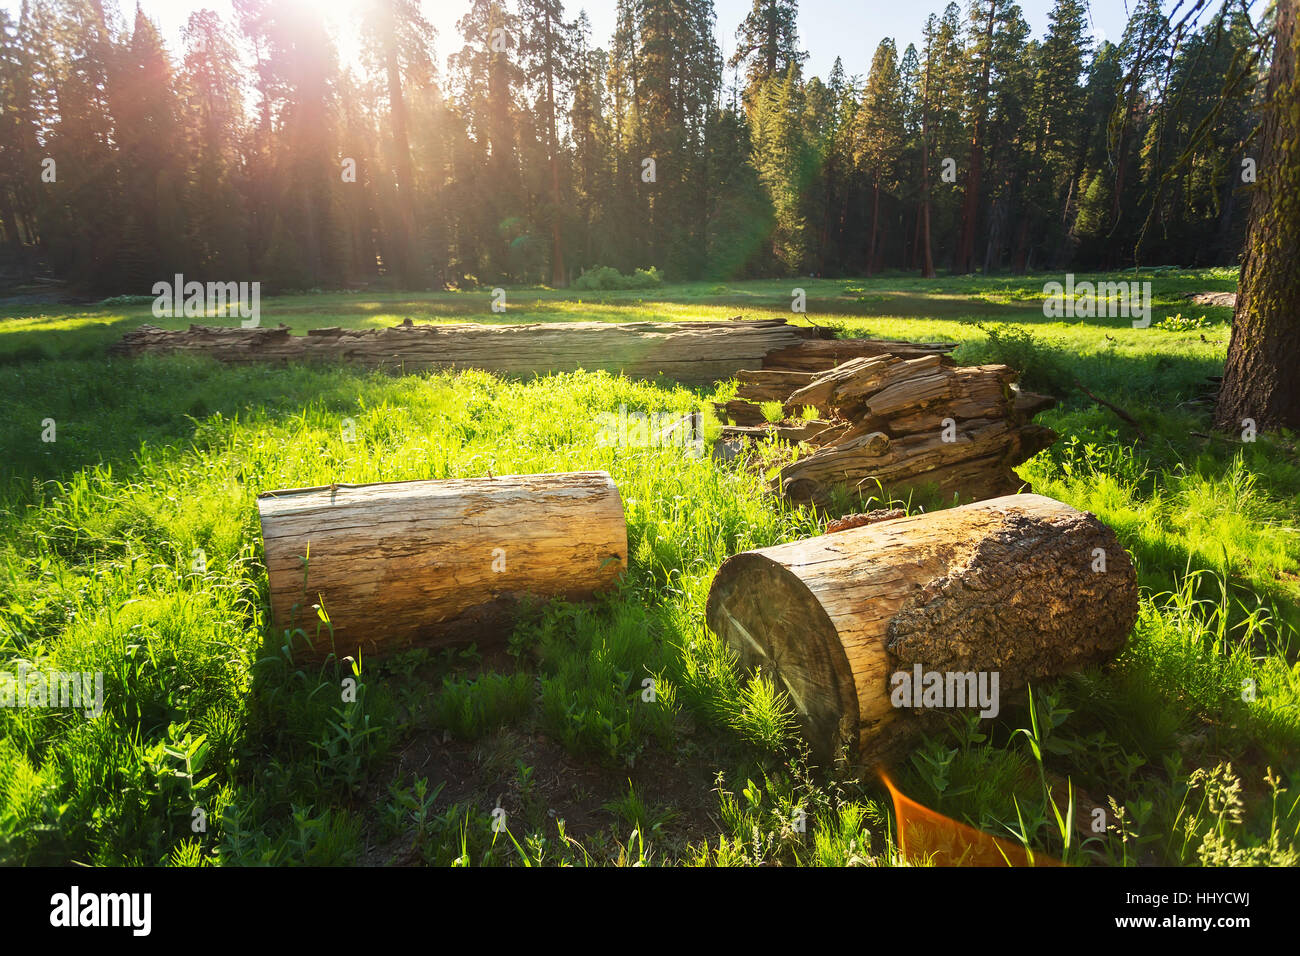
[1,268,1298,866]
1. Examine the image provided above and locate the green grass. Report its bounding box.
[1,269,1297,866]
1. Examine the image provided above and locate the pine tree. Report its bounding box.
[729,0,807,104]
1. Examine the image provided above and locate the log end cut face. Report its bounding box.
[706,553,859,763]
[705,493,1139,767]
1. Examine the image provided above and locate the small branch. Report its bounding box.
[1074,379,1147,441]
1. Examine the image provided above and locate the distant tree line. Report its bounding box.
[0,0,1265,293]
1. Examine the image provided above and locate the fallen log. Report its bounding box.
[713,399,772,426]
[705,494,1137,764]
[112,319,815,387]
[110,319,956,384]
[762,336,956,371]
[734,369,817,402]
[257,472,627,660]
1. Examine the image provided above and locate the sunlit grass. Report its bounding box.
[1,270,1296,867]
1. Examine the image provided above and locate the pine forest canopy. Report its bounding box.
[0,0,1270,293]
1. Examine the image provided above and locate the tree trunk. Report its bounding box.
[919,82,936,278]
[867,178,880,277]
[258,472,627,660]
[382,0,417,286]
[956,1,996,275]
[705,494,1137,763]
[1216,0,1300,432]
[544,10,566,287]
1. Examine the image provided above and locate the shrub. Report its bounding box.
[962,322,1071,395]
[572,265,663,291]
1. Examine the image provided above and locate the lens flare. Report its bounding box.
[880,771,1062,867]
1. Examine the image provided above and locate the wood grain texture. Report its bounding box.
[775,359,1056,506]
[257,472,627,660]
[705,494,1137,764]
[714,353,1057,505]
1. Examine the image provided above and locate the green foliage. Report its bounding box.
[433,673,533,740]
[571,266,663,291]
[962,322,1072,394]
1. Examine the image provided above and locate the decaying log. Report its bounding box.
[714,399,772,426]
[705,494,1137,764]
[720,421,831,444]
[110,318,955,386]
[762,337,956,371]
[717,355,1057,506]
[734,369,818,402]
[257,472,627,660]
[112,319,814,387]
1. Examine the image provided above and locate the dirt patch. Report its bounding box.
[1186,292,1236,307]
[358,703,734,865]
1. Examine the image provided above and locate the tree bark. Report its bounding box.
[705,494,1137,763]
[258,472,627,660]
[1215,0,1300,432]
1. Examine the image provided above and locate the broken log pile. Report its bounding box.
[717,353,1057,506]
[109,318,956,386]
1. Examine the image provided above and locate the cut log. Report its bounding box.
[705,494,1137,764]
[257,472,627,660]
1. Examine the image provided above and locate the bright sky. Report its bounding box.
[0,0,1244,82]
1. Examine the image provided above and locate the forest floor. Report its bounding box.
[1,268,1298,866]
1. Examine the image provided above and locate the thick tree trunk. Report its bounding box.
[258,472,627,660]
[382,0,417,286]
[705,494,1137,763]
[1216,0,1300,432]
[920,122,936,278]
[544,14,566,288]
